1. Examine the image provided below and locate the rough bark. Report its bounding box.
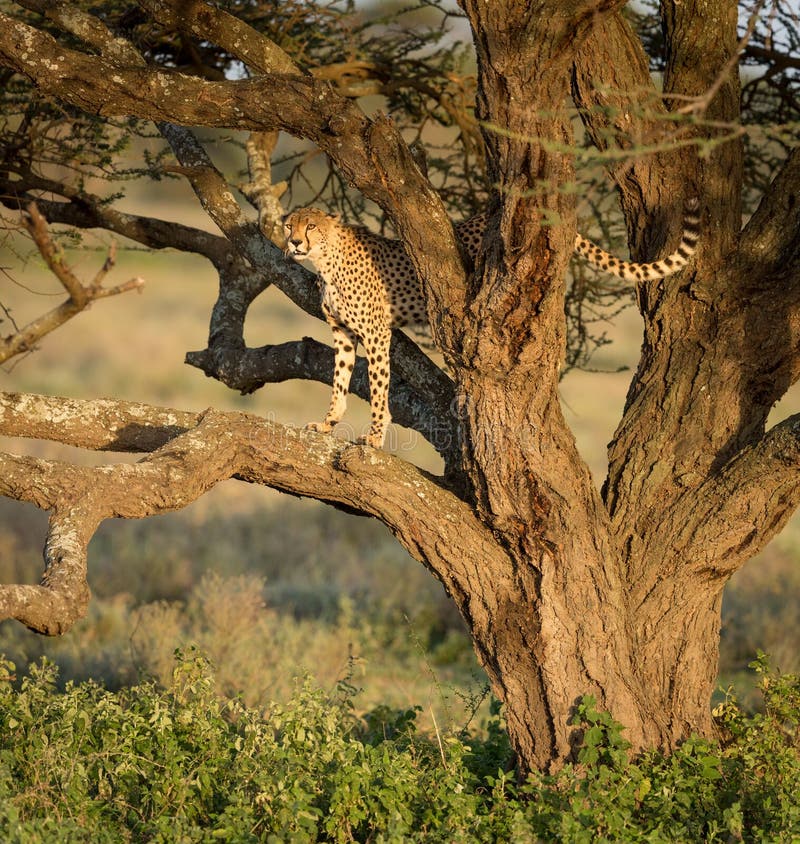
[573,2,800,742]
[1,0,799,774]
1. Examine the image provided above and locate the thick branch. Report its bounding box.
[668,414,800,581]
[0,391,200,451]
[16,0,145,66]
[0,393,500,634]
[739,145,800,275]
[571,11,696,263]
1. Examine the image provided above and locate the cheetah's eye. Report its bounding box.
[307,223,317,231]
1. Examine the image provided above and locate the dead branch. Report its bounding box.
[239,131,287,248]
[0,204,144,364]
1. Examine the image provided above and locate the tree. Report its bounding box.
[0,0,798,774]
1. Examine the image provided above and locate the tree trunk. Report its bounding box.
[449,0,667,768]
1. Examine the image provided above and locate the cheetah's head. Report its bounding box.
[283,207,339,264]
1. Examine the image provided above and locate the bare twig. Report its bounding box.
[0,203,144,364]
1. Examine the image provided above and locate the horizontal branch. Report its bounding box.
[0,392,500,634]
[186,336,458,458]
[0,174,233,265]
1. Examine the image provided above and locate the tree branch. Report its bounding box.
[0,391,200,451]
[0,174,233,265]
[186,336,457,458]
[0,391,499,634]
[15,0,146,66]
[0,204,144,364]
[743,43,800,72]
[739,145,800,275]
[633,413,800,601]
[240,131,287,248]
[571,11,696,262]
[136,0,300,76]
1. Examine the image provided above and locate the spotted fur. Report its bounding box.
[284,200,700,448]
[574,198,700,282]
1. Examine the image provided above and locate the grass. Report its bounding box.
[1,203,799,726]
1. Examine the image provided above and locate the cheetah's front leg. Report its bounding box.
[306,317,357,435]
[360,326,392,449]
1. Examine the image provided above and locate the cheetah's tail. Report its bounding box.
[574,198,700,283]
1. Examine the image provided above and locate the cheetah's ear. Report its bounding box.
[330,211,342,223]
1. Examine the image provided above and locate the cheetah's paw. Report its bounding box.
[305,420,335,434]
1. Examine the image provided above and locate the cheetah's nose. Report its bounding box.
[289,238,303,248]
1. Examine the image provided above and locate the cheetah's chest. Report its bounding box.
[319,257,390,336]
[317,235,427,334]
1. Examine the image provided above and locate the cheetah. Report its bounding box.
[284,199,700,449]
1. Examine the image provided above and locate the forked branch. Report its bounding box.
[0,204,144,364]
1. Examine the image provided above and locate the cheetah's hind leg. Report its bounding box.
[357,326,392,449]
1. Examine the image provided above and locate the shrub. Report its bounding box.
[0,652,797,842]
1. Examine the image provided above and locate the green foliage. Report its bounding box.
[0,653,797,843]
[510,666,800,843]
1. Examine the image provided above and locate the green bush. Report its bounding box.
[0,652,797,843]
